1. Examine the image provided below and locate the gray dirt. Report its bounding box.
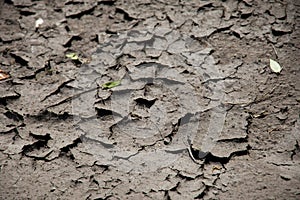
[0,0,299,199]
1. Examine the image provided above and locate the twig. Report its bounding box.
[271,44,278,58]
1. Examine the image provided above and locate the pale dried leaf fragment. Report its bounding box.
[0,70,10,81]
[270,58,282,73]
[35,18,44,28]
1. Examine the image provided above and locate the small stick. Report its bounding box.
[271,44,278,58]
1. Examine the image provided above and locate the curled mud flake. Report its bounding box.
[271,24,293,36]
[22,138,53,159]
[64,2,96,18]
[10,51,30,66]
[95,106,123,119]
[240,7,253,18]
[0,107,23,133]
[134,97,156,109]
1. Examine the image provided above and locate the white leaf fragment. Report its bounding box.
[35,18,44,28]
[270,58,282,73]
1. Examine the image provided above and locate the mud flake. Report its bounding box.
[114,118,160,139]
[217,106,249,141]
[70,147,97,167]
[191,26,216,38]
[171,155,204,179]
[128,67,154,82]
[177,179,206,198]
[166,10,186,27]
[0,88,19,100]
[167,39,187,54]
[190,105,249,160]
[210,142,248,159]
[230,25,250,38]
[122,42,145,55]
[3,138,36,155]
[270,3,286,19]
[11,0,34,7]
[0,107,22,133]
[115,5,141,19]
[240,7,253,18]
[280,173,291,181]
[63,2,96,18]
[10,51,30,65]
[95,92,130,118]
[272,23,293,35]
[0,132,16,151]
[0,32,25,42]
[134,97,156,109]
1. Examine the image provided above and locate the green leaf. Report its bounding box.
[270,59,282,73]
[101,80,121,89]
[66,53,79,60]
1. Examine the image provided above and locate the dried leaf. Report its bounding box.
[66,53,79,60]
[0,70,10,81]
[35,18,44,28]
[270,59,282,73]
[212,165,222,173]
[101,80,121,89]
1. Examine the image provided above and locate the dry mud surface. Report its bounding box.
[0,0,300,199]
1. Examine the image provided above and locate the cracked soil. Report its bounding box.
[0,0,300,199]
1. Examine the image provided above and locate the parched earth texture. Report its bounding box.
[0,0,300,199]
